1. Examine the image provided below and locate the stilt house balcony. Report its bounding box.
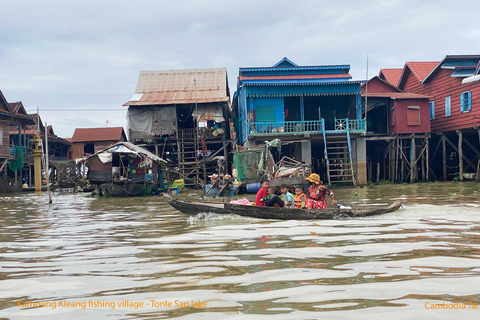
[9,146,29,161]
[247,118,365,136]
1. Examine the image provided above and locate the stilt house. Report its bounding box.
[395,55,480,181]
[123,68,232,188]
[234,58,366,185]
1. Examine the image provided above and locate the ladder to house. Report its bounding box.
[177,129,200,188]
[322,119,357,187]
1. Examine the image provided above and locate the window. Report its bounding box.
[407,106,420,126]
[390,107,395,126]
[429,101,435,119]
[460,91,472,112]
[445,96,451,116]
[84,143,94,155]
[0,129,3,145]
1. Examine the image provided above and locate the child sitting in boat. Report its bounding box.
[280,184,295,208]
[294,186,306,209]
[262,187,285,207]
[255,180,284,207]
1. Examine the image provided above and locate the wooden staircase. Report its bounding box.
[177,129,201,188]
[322,120,356,186]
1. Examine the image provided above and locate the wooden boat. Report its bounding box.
[164,195,402,220]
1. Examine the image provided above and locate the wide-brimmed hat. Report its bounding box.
[306,173,321,184]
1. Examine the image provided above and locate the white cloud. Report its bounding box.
[1,0,480,137]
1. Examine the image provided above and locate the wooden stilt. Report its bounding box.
[421,142,426,181]
[396,139,400,182]
[442,135,447,180]
[410,135,416,183]
[388,140,393,181]
[426,136,430,181]
[383,146,387,181]
[400,139,404,182]
[376,162,380,183]
[477,129,480,182]
[458,130,463,181]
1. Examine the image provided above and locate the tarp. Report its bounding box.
[8,146,24,171]
[97,152,113,163]
[127,108,153,133]
[192,105,225,122]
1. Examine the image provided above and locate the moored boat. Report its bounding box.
[164,195,402,220]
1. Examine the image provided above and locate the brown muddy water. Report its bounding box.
[1,182,480,319]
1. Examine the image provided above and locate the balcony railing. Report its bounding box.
[248,120,322,136]
[248,119,366,136]
[9,146,28,156]
[334,118,366,132]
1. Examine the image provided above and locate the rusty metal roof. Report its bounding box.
[71,127,126,143]
[123,68,230,106]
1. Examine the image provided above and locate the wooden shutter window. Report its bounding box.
[407,106,420,126]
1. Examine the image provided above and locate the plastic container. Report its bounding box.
[169,179,185,189]
[144,174,154,181]
[246,182,261,193]
[205,184,218,196]
[169,188,179,195]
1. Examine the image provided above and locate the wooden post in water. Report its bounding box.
[421,140,426,181]
[395,137,399,182]
[45,122,52,204]
[410,135,416,183]
[458,130,463,181]
[477,128,480,182]
[376,162,380,183]
[400,139,404,182]
[426,136,430,181]
[442,135,447,180]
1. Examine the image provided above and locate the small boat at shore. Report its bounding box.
[164,195,402,220]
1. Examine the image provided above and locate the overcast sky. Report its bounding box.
[1,0,479,138]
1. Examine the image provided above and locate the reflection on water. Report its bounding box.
[1,182,480,319]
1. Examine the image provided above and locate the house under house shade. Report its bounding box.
[234,57,367,185]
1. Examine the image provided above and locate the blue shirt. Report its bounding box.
[283,191,295,208]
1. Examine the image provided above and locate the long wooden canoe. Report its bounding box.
[164,195,402,220]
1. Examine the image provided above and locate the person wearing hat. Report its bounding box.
[305,173,337,209]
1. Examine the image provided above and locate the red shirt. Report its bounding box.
[255,188,268,206]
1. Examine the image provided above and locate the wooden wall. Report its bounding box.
[390,99,430,134]
[402,68,480,133]
[72,142,84,159]
[0,119,9,159]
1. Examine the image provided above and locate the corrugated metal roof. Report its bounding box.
[379,68,403,87]
[243,80,364,86]
[239,65,351,72]
[124,68,229,106]
[81,141,166,163]
[239,73,352,81]
[71,127,126,143]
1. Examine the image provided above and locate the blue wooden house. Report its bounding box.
[234,58,367,185]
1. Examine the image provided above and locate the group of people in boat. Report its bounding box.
[255,173,337,209]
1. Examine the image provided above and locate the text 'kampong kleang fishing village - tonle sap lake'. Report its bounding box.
[2,55,480,319]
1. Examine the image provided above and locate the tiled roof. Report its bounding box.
[124,68,229,106]
[379,69,403,87]
[405,62,439,82]
[71,127,126,143]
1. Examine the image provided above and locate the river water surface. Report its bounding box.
[1,182,480,319]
